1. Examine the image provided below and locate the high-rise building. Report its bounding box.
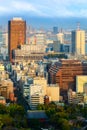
[53,26,58,34]
[57,32,64,44]
[72,30,85,55]
[8,17,26,61]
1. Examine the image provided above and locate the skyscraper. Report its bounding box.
[72,30,85,55]
[53,26,58,34]
[8,17,26,61]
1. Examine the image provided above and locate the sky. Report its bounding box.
[0,0,87,17]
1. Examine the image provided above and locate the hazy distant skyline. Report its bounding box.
[0,0,87,17]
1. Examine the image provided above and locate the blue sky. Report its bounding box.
[0,0,87,17]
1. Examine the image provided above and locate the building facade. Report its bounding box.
[48,60,87,100]
[35,33,46,44]
[76,75,87,93]
[8,17,26,61]
[13,44,46,61]
[29,84,44,110]
[72,30,85,55]
[57,32,64,44]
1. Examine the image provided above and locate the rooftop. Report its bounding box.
[27,110,48,119]
[12,17,23,21]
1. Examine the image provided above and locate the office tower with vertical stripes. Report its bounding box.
[72,29,85,55]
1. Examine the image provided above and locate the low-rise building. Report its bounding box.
[13,44,46,61]
[68,89,84,104]
[0,79,14,99]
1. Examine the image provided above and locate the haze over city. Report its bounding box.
[1,0,87,130]
[0,0,87,30]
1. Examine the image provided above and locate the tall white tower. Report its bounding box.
[72,29,85,55]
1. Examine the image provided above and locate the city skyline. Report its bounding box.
[0,0,87,18]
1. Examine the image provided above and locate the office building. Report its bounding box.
[8,17,26,61]
[23,78,33,98]
[35,32,46,44]
[62,44,71,53]
[13,44,46,61]
[72,30,85,55]
[22,75,59,109]
[53,27,58,34]
[48,60,87,99]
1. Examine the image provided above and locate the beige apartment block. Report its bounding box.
[76,75,87,93]
[72,30,85,55]
[46,84,60,102]
[34,77,47,95]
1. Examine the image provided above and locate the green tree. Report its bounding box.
[0,118,3,130]
[37,104,45,110]
[8,104,25,118]
[82,107,87,118]
[0,114,13,127]
[46,107,56,117]
[58,118,70,130]
[0,104,8,114]
[65,104,79,119]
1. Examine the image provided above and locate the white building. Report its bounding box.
[35,33,46,44]
[13,44,46,61]
[20,44,46,53]
[2,32,8,46]
[72,30,85,55]
[57,32,64,44]
[29,84,44,110]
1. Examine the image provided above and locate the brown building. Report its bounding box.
[8,17,26,61]
[48,60,87,99]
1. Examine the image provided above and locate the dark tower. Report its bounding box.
[8,17,26,62]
